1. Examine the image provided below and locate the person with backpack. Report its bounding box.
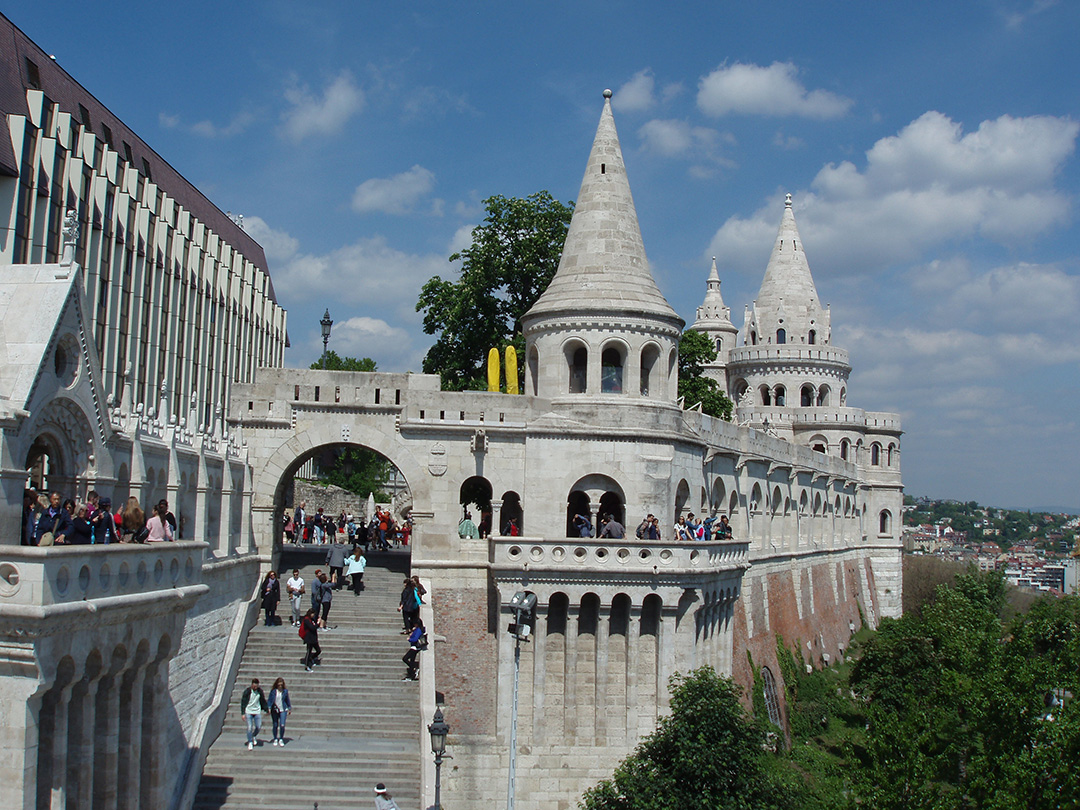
[397,578,420,633]
[312,571,333,629]
[402,619,426,681]
[299,608,321,672]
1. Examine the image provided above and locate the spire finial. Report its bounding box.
[785,193,793,208]
[603,88,613,99]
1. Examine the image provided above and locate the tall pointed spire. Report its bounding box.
[748,194,829,346]
[525,90,681,324]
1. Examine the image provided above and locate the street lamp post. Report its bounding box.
[320,309,333,369]
[428,708,450,810]
[506,591,536,810]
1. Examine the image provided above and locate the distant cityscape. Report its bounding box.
[903,496,1080,595]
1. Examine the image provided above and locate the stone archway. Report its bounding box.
[250,422,430,559]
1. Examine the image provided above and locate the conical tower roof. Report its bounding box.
[524,91,682,325]
[691,257,735,330]
[750,194,828,342]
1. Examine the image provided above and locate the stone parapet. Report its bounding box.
[729,344,851,367]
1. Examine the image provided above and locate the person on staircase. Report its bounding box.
[239,678,268,750]
[300,608,321,671]
[326,536,349,589]
[286,568,305,626]
[313,571,333,629]
[397,578,421,633]
[373,783,401,810]
[344,547,367,594]
[261,571,280,626]
[268,677,291,746]
[402,619,426,681]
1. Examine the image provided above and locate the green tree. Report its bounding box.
[677,330,733,420]
[314,447,390,500]
[581,667,793,810]
[310,351,377,372]
[416,192,573,391]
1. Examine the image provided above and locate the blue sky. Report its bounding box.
[13,1,1079,510]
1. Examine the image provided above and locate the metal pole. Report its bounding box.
[507,637,521,810]
[322,335,328,369]
[434,754,443,810]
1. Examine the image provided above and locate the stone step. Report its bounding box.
[194,556,422,810]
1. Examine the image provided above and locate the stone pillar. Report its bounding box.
[67,675,101,810]
[117,667,146,810]
[218,485,234,557]
[47,685,73,810]
[531,604,548,745]
[496,603,516,744]
[626,604,641,742]
[0,467,29,546]
[594,601,609,745]
[588,504,600,538]
[139,664,166,808]
[490,500,503,537]
[657,604,680,712]
[93,671,121,810]
[563,603,579,741]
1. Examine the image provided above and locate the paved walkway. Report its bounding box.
[193,549,421,810]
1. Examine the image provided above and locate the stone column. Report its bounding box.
[490,500,503,537]
[218,484,234,557]
[496,603,516,744]
[531,603,548,745]
[93,672,121,810]
[67,674,102,810]
[594,600,610,745]
[626,604,642,743]
[48,685,73,810]
[563,603,579,742]
[117,666,146,810]
[588,504,600,538]
[657,603,681,712]
[139,664,166,808]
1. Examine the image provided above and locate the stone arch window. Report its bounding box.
[774,385,786,406]
[674,479,691,518]
[610,593,632,637]
[460,476,493,524]
[759,385,772,406]
[871,443,881,466]
[601,345,625,393]
[640,343,661,398]
[771,486,783,516]
[750,330,757,346]
[527,346,539,396]
[776,328,786,344]
[761,666,782,728]
[566,343,588,394]
[817,385,830,406]
[839,387,847,406]
[834,495,842,517]
[801,384,815,407]
[599,490,624,527]
[814,492,823,516]
[799,491,809,516]
[567,490,591,537]
[547,592,569,636]
[500,490,523,535]
[712,479,726,513]
[750,484,763,515]
[728,490,739,517]
[887,443,896,466]
[733,379,749,404]
[715,337,723,354]
[854,439,863,464]
[844,496,852,518]
[840,438,850,461]
[808,329,816,345]
[668,348,678,396]
[579,593,601,636]
[879,509,892,535]
[641,593,662,637]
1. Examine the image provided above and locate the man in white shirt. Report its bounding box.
[286,569,305,627]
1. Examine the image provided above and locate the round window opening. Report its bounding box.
[53,335,79,388]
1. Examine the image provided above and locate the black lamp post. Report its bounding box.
[428,708,449,809]
[319,309,333,369]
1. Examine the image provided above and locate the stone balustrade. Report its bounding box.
[491,536,749,578]
[0,542,208,609]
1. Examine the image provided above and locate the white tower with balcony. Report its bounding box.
[689,257,739,389]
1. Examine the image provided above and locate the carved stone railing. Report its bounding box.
[491,536,749,580]
[0,542,208,610]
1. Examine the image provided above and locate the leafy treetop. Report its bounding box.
[310,351,377,372]
[677,330,733,420]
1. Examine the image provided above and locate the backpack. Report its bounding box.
[416,633,429,650]
[298,622,308,640]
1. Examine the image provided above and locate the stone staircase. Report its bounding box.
[193,550,422,810]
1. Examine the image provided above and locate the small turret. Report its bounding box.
[689,258,739,388]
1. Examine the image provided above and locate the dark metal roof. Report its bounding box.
[0,12,278,303]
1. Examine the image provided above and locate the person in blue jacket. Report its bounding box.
[268,677,292,746]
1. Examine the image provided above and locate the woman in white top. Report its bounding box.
[145,503,173,542]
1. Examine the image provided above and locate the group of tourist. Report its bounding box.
[568,510,734,542]
[283,502,411,549]
[21,487,178,546]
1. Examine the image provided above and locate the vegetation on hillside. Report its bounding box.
[904,495,1077,552]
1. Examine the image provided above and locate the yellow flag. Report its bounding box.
[487,347,500,392]
[505,346,518,394]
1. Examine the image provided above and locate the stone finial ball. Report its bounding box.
[603,89,613,99]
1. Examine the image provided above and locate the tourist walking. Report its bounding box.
[261,571,281,626]
[239,678,268,750]
[397,578,420,633]
[374,783,401,810]
[345,548,367,594]
[268,677,291,746]
[300,608,321,671]
[313,571,333,629]
[286,569,305,626]
[326,537,349,589]
[402,619,426,681]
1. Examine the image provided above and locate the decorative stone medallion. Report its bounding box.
[428,442,447,476]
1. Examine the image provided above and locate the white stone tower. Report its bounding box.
[521,90,685,401]
[727,194,852,436]
[689,257,739,389]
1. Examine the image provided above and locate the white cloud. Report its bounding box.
[448,224,475,257]
[325,316,420,371]
[697,62,852,119]
[159,112,180,129]
[637,119,720,158]
[244,216,300,264]
[613,70,656,112]
[352,165,436,215]
[190,112,255,139]
[707,112,1079,274]
[280,71,364,142]
[772,130,803,150]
